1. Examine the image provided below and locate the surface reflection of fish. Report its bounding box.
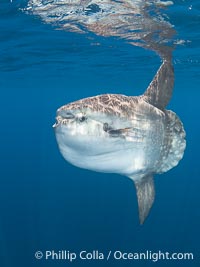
[26,1,186,223]
[26,0,175,56]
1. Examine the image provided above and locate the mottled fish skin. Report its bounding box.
[57,94,162,120]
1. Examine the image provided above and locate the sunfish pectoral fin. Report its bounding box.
[129,174,155,224]
[107,127,132,137]
[106,127,144,142]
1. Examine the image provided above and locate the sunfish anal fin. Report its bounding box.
[130,175,155,224]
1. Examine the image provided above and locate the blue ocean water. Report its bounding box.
[0,0,200,266]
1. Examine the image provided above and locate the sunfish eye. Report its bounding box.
[78,116,87,122]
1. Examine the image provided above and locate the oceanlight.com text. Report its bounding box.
[113,250,194,262]
[35,250,194,262]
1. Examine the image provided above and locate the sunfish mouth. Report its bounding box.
[53,112,75,128]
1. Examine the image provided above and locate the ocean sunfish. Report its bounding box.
[53,60,186,224]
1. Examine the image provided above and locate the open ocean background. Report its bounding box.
[0,0,200,266]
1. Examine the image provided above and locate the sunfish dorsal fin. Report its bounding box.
[142,60,174,109]
[129,175,155,224]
